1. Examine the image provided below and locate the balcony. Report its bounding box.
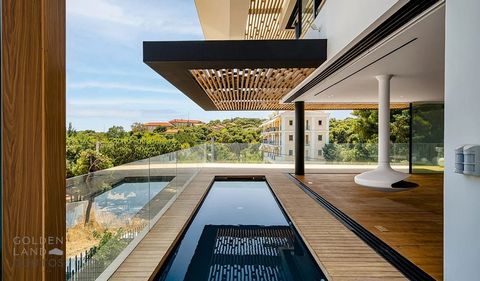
[261,140,280,146]
[262,127,280,133]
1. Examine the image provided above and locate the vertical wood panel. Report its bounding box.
[44,0,66,279]
[2,0,66,280]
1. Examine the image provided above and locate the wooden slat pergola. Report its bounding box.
[143,39,409,111]
[143,39,327,111]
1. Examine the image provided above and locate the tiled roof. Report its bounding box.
[168,119,203,124]
[144,122,173,127]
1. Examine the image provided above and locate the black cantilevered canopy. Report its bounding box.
[143,39,327,110]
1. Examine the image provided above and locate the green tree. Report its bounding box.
[351,110,378,143]
[106,125,126,139]
[67,122,76,136]
[153,126,167,133]
[72,149,113,176]
[130,122,147,134]
[66,131,97,164]
[329,118,357,143]
[99,134,180,166]
[391,110,410,143]
[412,104,444,143]
[323,143,340,161]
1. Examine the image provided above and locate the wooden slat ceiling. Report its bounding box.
[190,68,408,110]
[245,0,317,40]
[191,68,314,110]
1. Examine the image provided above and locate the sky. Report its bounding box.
[67,0,351,131]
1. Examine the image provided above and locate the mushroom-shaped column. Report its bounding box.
[354,75,411,191]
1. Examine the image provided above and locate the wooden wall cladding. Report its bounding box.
[2,0,66,280]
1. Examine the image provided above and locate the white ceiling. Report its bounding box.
[288,4,445,104]
[194,0,250,40]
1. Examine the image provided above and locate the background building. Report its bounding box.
[144,121,173,132]
[144,119,204,133]
[168,119,203,127]
[261,111,329,161]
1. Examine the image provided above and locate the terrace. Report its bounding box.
[7,0,475,281]
[63,142,443,280]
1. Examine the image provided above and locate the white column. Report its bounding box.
[354,74,409,190]
[377,74,392,168]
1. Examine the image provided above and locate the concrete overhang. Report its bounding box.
[143,39,327,111]
[282,0,444,105]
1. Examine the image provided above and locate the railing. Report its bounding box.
[262,141,279,146]
[66,146,204,280]
[66,142,443,280]
[412,143,444,173]
[262,127,279,133]
[66,246,97,281]
[262,143,444,169]
[66,224,146,280]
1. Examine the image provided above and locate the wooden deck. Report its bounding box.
[296,173,443,280]
[109,168,438,281]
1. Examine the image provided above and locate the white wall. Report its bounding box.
[444,1,480,280]
[304,0,398,59]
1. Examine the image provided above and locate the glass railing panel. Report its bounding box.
[412,143,444,173]
[211,143,264,163]
[175,144,205,196]
[66,157,150,280]
[261,143,411,167]
[147,151,177,225]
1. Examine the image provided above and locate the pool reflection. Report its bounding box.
[156,181,327,281]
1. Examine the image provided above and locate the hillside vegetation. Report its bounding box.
[66,118,263,177]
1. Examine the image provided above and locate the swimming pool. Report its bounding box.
[156,177,327,281]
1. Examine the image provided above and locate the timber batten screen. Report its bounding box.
[246,0,295,40]
[245,0,320,40]
[190,68,315,110]
[143,39,327,111]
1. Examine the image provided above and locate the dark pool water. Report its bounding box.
[156,180,327,281]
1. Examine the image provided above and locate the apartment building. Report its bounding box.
[261,111,329,161]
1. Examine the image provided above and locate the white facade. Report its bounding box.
[444,1,480,280]
[260,111,329,161]
[304,0,398,59]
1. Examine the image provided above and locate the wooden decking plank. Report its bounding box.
[296,173,443,280]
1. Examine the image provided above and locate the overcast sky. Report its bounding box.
[67,0,351,131]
